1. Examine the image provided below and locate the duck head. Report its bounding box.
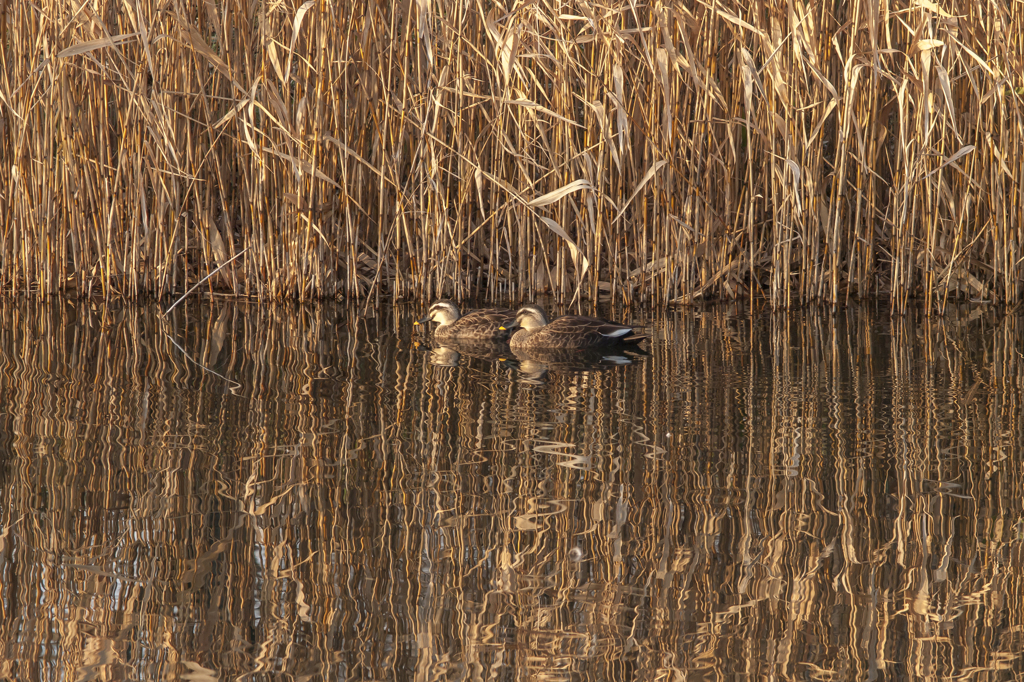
[415,300,462,327]
[500,304,549,333]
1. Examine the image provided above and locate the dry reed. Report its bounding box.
[1,0,1022,311]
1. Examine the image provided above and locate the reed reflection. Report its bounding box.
[0,299,1020,680]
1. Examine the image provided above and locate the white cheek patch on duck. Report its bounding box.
[431,304,456,322]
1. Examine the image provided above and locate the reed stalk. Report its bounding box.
[1,0,1021,311]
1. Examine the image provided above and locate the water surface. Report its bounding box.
[0,300,1021,680]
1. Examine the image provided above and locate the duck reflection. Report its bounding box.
[503,346,641,382]
[426,344,461,367]
[417,338,512,367]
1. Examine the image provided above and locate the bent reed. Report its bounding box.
[2,0,1021,312]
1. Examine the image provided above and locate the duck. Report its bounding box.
[499,304,647,350]
[414,300,515,342]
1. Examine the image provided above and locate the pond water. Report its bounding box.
[0,299,1021,680]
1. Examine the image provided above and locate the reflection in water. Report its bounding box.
[504,347,642,384]
[0,300,1022,680]
[419,337,511,367]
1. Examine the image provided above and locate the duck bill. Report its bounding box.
[415,316,431,326]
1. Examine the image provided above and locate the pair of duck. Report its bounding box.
[415,300,646,350]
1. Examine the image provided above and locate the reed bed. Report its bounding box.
[1,0,1022,310]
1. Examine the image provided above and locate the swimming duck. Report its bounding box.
[500,304,646,350]
[414,300,514,342]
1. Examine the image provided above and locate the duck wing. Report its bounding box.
[543,315,646,348]
[449,308,516,340]
[466,308,516,325]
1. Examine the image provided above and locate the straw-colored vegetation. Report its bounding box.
[2,0,1022,310]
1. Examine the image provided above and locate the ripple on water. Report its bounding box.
[0,300,1020,679]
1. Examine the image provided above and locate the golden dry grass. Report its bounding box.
[1,0,1022,311]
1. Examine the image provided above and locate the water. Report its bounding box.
[0,299,1021,680]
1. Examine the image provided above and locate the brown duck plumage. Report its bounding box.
[414,300,514,342]
[500,304,647,350]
